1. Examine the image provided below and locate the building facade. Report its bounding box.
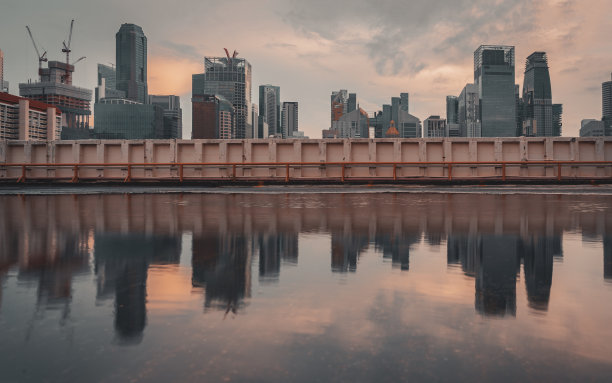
[93,99,163,139]
[148,95,182,139]
[580,119,606,137]
[96,64,125,102]
[116,24,148,104]
[332,108,369,138]
[0,49,7,93]
[458,83,481,137]
[259,85,280,136]
[474,45,516,137]
[281,101,298,138]
[423,115,447,138]
[192,56,252,139]
[0,92,62,141]
[19,61,92,131]
[331,90,348,127]
[191,94,234,139]
[604,73,612,130]
[446,96,458,125]
[522,52,554,136]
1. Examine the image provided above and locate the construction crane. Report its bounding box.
[72,56,86,65]
[62,19,74,66]
[224,48,238,65]
[25,25,47,71]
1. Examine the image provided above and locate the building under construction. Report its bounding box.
[19,21,92,132]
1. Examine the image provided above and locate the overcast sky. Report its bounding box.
[1,0,610,138]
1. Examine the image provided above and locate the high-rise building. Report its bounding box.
[552,104,563,137]
[331,90,348,127]
[0,92,62,141]
[94,98,163,139]
[148,95,182,139]
[192,55,252,138]
[446,96,458,124]
[347,93,357,114]
[116,24,147,104]
[423,115,447,137]
[281,101,298,138]
[458,83,481,137]
[95,64,126,102]
[522,52,554,136]
[191,94,234,139]
[19,60,92,131]
[259,85,280,136]
[603,73,612,131]
[474,45,516,137]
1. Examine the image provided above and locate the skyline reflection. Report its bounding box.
[0,193,611,344]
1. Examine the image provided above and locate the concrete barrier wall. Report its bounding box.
[1,137,612,180]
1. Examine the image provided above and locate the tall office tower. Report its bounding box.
[446,96,459,124]
[95,64,126,102]
[331,90,348,126]
[259,85,280,135]
[515,84,523,136]
[458,83,481,137]
[116,24,147,104]
[604,73,612,131]
[391,96,400,126]
[522,52,554,136]
[148,95,182,138]
[423,116,447,137]
[474,45,516,137]
[347,93,357,113]
[281,101,298,138]
[192,94,235,139]
[192,55,252,138]
[552,104,563,136]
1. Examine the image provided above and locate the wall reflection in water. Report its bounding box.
[1,193,611,345]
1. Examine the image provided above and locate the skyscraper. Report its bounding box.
[331,90,348,127]
[474,45,516,137]
[148,95,182,139]
[191,94,234,139]
[259,85,280,135]
[552,104,563,136]
[95,64,125,102]
[116,24,147,104]
[446,96,459,124]
[281,101,298,138]
[423,116,447,137]
[347,93,357,113]
[522,52,554,136]
[603,73,612,131]
[458,83,481,137]
[192,55,252,138]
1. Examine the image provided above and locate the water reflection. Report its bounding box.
[0,193,612,345]
[94,234,181,344]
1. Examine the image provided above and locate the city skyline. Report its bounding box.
[0,0,610,138]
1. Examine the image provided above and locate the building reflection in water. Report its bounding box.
[94,234,181,344]
[3,192,612,340]
[192,233,252,316]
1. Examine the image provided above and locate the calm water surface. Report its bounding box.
[1,193,612,382]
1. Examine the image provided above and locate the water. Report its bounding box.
[1,192,612,382]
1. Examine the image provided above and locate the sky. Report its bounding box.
[0,0,610,138]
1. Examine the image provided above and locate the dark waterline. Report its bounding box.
[1,193,612,382]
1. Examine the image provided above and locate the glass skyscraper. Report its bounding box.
[94,99,163,139]
[259,85,280,136]
[522,52,554,136]
[116,24,147,104]
[474,45,516,137]
[193,57,252,138]
[604,73,612,131]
